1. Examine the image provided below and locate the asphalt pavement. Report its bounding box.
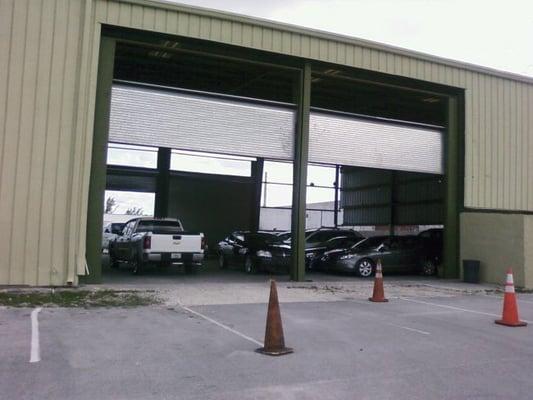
[2,292,533,399]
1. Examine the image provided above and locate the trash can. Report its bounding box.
[463,260,480,283]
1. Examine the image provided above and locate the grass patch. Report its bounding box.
[0,289,160,308]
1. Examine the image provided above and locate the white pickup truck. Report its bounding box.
[108,217,205,274]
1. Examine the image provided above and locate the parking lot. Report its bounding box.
[2,276,533,400]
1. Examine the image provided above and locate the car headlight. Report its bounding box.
[340,254,356,260]
[256,250,272,258]
[305,252,316,259]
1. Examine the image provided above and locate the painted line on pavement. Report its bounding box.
[335,301,431,335]
[386,323,431,335]
[178,304,263,347]
[399,297,533,324]
[30,307,42,363]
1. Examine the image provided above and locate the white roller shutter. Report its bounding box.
[109,83,296,160]
[309,110,444,174]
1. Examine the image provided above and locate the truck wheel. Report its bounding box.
[131,255,144,275]
[218,254,228,269]
[184,263,196,274]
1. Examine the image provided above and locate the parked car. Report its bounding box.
[102,222,126,251]
[417,228,443,276]
[317,235,430,277]
[217,231,290,274]
[303,229,365,269]
[277,228,365,269]
[109,217,205,274]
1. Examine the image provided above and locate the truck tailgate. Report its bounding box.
[149,233,202,253]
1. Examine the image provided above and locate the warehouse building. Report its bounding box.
[1,0,533,287]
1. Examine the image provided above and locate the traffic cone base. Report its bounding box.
[369,297,389,303]
[494,268,527,328]
[255,346,294,356]
[495,319,527,327]
[256,280,293,356]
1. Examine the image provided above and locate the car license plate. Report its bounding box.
[171,253,181,260]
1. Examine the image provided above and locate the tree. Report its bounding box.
[125,207,144,216]
[105,197,117,214]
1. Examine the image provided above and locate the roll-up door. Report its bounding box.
[109,83,296,160]
[309,110,444,174]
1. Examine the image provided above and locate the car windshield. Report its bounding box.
[276,232,291,241]
[136,220,183,234]
[246,233,281,245]
[350,237,385,252]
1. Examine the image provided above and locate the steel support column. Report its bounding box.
[290,63,311,281]
[334,165,340,227]
[389,171,395,236]
[83,36,116,284]
[250,158,264,232]
[154,147,171,218]
[443,95,461,278]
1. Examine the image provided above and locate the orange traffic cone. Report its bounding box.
[495,268,527,327]
[369,259,388,302]
[256,280,293,356]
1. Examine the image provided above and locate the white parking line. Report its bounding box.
[178,304,263,347]
[386,323,431,335]
[335,301,431,335]
[399,297,533,324]
[30,307,42,363]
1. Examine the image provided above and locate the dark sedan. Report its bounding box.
[217,232,290,274]
[302,229,365,268]
[317,235,430,277]
[275,228,365,269]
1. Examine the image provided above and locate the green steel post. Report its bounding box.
[443,95,460,278]
[389,171,395,236]
[82,36,116,284]
[290,63,311,281]
[250,158,264,232]
[154,147,171,218]
[334,165,340,227]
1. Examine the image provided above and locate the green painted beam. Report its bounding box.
[290,63,311,282]
[443,95,461,279]
[334,165,340,227]
[250,158,264,232]
[82,36,116,284]
[154,147,171,217]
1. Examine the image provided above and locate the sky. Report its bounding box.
[164,0,533,78]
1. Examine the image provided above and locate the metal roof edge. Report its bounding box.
[118,0,533,86]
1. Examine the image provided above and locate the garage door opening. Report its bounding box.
[86,30,460,284]
[304,70,448,279]
[94,39,304,282]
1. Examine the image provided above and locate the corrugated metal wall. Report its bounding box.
[1,0,533,285]
[0,0,89,285]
